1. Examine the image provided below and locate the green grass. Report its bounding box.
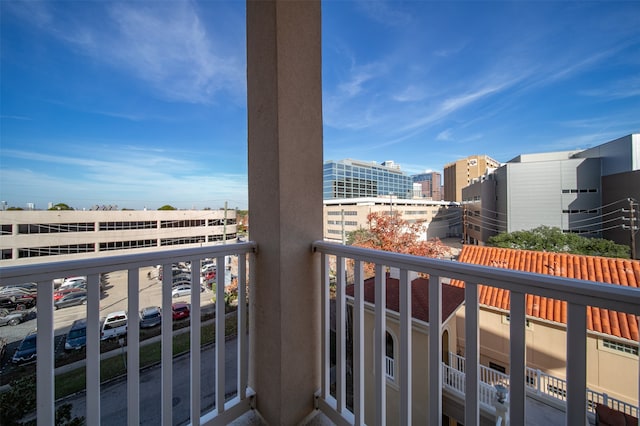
[53,314,238,400]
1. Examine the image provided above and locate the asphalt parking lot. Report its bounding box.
[0,260,235,373]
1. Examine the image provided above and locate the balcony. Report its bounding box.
[1,240,638,425]
[2,1,639,425]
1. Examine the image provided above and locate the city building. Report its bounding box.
[412,171,442,200]
[323,197,461,243]
[2,5,637,425]
[345,246,639,424]
[462,134,640,258]
[323,159,413,200]
[443,155,501,202]
[0,209,237,266]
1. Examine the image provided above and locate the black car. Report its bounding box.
[54,291,87,310]
[0,294,36,311]
[12,332,37,364]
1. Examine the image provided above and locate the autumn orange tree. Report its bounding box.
[345,212,451,278]
[349,212,451,257]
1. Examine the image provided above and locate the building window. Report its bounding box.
[601,339,639,356]
[385,331,395,380]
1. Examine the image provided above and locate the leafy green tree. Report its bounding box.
[157,205,177,210]
[0,376,84,425]
[6,207,23,210]
[487,225,630,258]
[48,203,73,211]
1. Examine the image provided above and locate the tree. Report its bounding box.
[48,203,73,211]
[348,212,451,258]
[6,207,23,210]
[157,205,177,210]
[0,375,84,425]
[487,225,630,258]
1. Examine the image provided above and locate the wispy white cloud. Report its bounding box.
[356,0,413,27]
[7,1,245,105]
[579,76,640,100]
[0,146,247,209]
[436,129,453,141]
[392,85,427,102]
[0,115,31,121]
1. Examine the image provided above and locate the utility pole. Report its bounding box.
[630,198,637,259]
[341,208,345,245]
[463,205,467,244]
[223,201,227,244]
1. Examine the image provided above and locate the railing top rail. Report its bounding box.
[0,241,257,284]
[312,240,640,315]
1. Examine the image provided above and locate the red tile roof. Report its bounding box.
[346,274,465,323]
[450,245,640,341]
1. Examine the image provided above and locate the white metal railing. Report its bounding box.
[312,240,640,426]
[448,351,638,418]
[385,356,395,380]
[0,242,256,426]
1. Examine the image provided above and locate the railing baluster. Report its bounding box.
[510,290,526,425]
[161,262,173,426]
[336,256,346,412]
[127,268,140,426]
[190,257,202,425]
[353,260,365,425]
[374,263,386,426]
[238,253,248,400]
[566,302,587,426]
[465,282,479,426]
[36,279,54,426]
[321,252,330,399]
[428,275,442,426]
[215,255,226,414]
[86,272,101,426]
[399,269,411,425]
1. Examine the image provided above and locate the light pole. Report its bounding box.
[389,192,394,216]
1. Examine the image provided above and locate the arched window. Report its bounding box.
[385,331,395,380]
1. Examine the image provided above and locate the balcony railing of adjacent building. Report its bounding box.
[312,240,640,426]
[1,240,639,425]
[0,242,256,426]
[446,351,639,419]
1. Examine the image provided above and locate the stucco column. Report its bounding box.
[247,0,323,424]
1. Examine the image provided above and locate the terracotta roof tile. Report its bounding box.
[450,246,640,341]
[345,274,465,324]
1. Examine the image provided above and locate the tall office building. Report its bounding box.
[323,159,413,200]
[443,155,501,202]
[462,134,639,259]
[412,171,442,200]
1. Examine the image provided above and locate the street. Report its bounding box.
[62,335,240,425]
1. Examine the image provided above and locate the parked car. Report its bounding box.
[54,287,85,301]
[201,264,217,275]
[0,294,36,311]
[12,331,37,364]
[171,302,190,320]
[65,319,87,350]
[0,308,26,326]
[0,282,37,293]
[101,311,128,340]
[172,279,191,289]
[172,285,192,298]
[59,277,87,290]
[139,306,162,328]
[54,290,87,309]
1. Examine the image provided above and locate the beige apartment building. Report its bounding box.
[323,197,462,243]
[348,245,638,424]
[443,155,501,202]
[0,209,237,266]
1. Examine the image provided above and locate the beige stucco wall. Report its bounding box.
[455,307,639,406]
[361,305,458,424]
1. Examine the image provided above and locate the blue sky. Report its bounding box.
[1,1,639,210]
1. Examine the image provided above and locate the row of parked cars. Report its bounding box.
[10,302,192,363]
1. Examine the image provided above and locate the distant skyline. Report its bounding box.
[1,1,639,210]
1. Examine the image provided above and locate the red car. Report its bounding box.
[53,288,84,301]
[171,302,190,320]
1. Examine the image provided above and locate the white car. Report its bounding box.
[101,311,128,340]
[60,276,87,289]
[172,285,192,298]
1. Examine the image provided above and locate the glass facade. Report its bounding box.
[323,160,413,200]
